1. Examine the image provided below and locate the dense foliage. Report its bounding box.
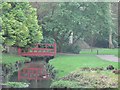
[51,69,118,88]
[62,44,81,54]
[39,2,116,52]
[1,2,42,47]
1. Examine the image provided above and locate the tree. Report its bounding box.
[42,2,87,52]
[82,2,114,49]
[1,2,42,48]
[42,2,114,52]
[109,2,118,48]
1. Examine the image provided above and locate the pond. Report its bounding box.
[3,58,52,88]
[29,79,51,88]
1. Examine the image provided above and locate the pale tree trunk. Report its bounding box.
[109,3,114,48]
[109,29,114,48]
[90,35,93,52]
[90,31,94,52]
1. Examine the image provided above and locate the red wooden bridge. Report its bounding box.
[17,43,56,80]
[18,43,56,57]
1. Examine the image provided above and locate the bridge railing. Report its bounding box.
[18,43,56,57]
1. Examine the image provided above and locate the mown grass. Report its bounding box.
[80,48,120,57]
[49,54,119,77]
[1,53,30,64]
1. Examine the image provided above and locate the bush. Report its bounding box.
[46,64,58,79]
[50,80,80,88]
[63,45,81,54]
[2,82,29,88]
[60,70,118,88]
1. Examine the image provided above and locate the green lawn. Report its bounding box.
[49,54,119,77]
[1,53,30,64]
[80,48,119,57]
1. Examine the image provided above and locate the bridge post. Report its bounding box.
[36,69,38,80]
[18,48,21,56]
[54,43,56,56]
[18,71,21,81]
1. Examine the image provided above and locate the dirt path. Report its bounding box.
[96,55,119,62]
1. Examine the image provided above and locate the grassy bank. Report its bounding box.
[49,54,119,77]
[80,48,119,57]
[1,53,30,64]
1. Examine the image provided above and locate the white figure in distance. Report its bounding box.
[69,32,73,44]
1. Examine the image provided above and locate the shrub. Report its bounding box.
[46,64,58,79]
[2,82,29,88]
[58,70,118,88]
[53,70,118,88]
[50,80,80,88]
[63,45,81,54]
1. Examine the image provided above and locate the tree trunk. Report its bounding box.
[90,38,93,52]
[108,3,114,48]
[57,42,62,52]
[109,29,114,48]
[7,46,18,54]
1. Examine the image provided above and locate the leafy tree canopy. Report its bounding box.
[42,2,114,51]
[1,2,43,47]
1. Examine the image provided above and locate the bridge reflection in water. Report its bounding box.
[18,60,51,88]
